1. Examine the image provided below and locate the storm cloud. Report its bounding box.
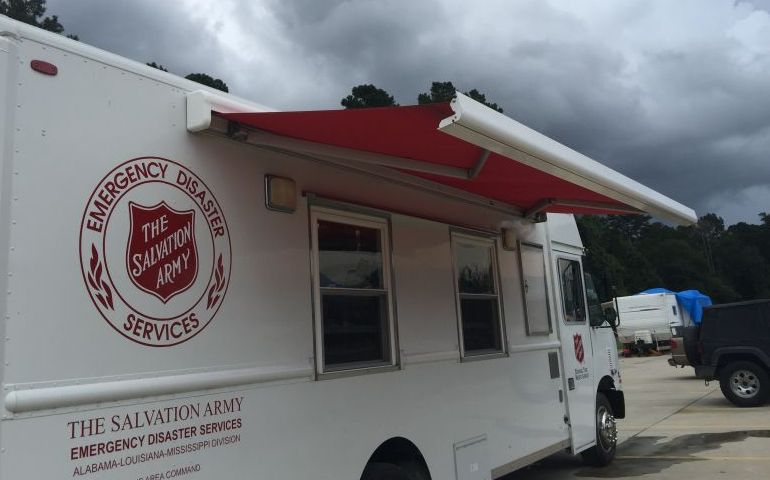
[45,0,770,224]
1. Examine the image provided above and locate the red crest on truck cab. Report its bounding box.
[127,202,198,303]
[574,333,585,363]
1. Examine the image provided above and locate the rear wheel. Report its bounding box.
[719,361,769,407]
[581,392,617,467]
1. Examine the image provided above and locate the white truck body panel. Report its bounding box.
[0,17,629,480]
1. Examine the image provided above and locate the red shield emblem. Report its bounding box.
[573,333,585,363]
[127,201,198,303]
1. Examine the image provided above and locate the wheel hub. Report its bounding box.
[730,369,760,398]
[597,405,617,449]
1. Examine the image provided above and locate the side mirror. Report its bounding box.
[591,305,618,328]
[588,305,604,327]
[604,307,618,328]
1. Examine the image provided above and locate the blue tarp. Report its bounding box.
[637,288,713,324]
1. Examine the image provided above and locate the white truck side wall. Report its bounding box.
[0,32,21,456]
[0,26,595,480]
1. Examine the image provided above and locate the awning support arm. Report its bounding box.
[525,198,643,222]
[468,149,490,179]
[210,118,522,216]
[223,120,472,180]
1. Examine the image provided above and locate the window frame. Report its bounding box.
[557,257,587,324]
[450,229,508,360]
[518,242,553,336]
[310,206,399,377]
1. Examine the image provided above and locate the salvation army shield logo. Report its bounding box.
[573,333,585,363]
[80,157,231,347]
[127,202,198,303]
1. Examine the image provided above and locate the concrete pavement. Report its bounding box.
[502,356,770,479]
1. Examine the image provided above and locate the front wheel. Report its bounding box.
[581,392,617,466]
[719,361,769,407]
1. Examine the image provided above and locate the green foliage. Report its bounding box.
[341,84,397,109]
[464,89,503,113]
[1,0,54,28]
[417,81,457,104]
[337,81,505,111]
[579,215,660,300]
[184,73,228,93]
[1,0,77,38]
[150,66,232,94]
[713,236,768,299]
[578,213,770,304]
[146,62,168,72]
[417,81,504,112]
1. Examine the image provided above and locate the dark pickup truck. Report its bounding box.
[685,299,770,407]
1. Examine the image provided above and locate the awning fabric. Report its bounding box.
[215,93,696,224]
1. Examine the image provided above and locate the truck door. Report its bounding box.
[554,252,596,452]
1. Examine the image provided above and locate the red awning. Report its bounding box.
[188,91,695,224]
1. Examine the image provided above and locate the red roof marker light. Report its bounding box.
[31,60,58,76]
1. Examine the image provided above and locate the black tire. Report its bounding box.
[581,392,617,467]
[718,361,770,407]
[361,462,412,480]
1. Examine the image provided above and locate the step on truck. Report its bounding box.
[0,16,697,480]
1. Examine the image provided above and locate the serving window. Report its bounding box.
[311,208,397,374]
[519,243,552,335]
[451,232,506,358]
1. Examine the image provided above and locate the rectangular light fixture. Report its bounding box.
[501,227,517,251]
[265,175,297,213]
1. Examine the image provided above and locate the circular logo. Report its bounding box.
[79,157,231,347]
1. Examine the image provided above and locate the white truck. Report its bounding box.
[0,17,696,480]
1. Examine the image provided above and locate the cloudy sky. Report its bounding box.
[45,0,770,225]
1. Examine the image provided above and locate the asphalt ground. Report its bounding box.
[502,355,770,479]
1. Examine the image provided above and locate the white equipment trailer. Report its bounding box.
[0,17,696,480]
[606,293,692,352]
